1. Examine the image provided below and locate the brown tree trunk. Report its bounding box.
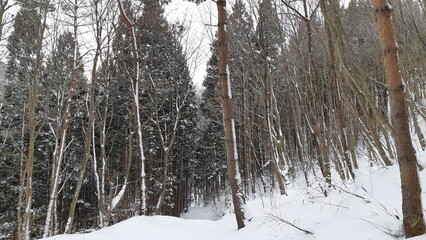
[217,0,247,229]
[372,0,425,237]
[319,0,354,180]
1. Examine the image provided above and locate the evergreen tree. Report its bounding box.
[135,0,197,215]
[0,4,46,238]
[228,0,256,194]
[197,44,227,203]
[169,87,198,216]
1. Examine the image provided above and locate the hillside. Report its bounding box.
[43,149,426,240]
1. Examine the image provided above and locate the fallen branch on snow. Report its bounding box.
[264,212,314,235]
[360,218,403,239]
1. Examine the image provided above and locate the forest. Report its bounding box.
[0,0,425,239]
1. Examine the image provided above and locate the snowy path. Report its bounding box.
[181,206,222,221]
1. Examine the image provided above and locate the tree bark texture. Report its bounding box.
[217,0,246,229]
[371,0,425,237]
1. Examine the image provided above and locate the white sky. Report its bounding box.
[165,0,218,91]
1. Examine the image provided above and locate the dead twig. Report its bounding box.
[264,212,314,235]
[360,218,403,239]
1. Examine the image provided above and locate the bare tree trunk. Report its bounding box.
[319,0,354,180]
[372,0,425,237]
[17,110,26,240]
[217,0,247,229]
[117,0,147,215]
[94,113,105,227]
[144,73,189,214]
[19,6,48,240]
[360,104,393,166]
[65,1,105,232]
[333,78,354,179]
[155,152,170,214]
[264,77,286,195]
[304,9,332,186]
[153,108,181,214]
[242,86,250,195]
[64,47,99,235]
[44,1,80,237]
[282,0,334,184]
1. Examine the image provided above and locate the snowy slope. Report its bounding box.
[42,164,426,240]
[42,115,426,240]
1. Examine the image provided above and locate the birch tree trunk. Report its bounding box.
[371,0,425,237]
[217,0,247,229]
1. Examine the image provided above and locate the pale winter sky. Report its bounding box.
[165,0,218,93]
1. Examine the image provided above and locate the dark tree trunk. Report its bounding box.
[217,0,246,230]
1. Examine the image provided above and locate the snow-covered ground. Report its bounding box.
[43,165,426,240]
[42,117,426,240]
